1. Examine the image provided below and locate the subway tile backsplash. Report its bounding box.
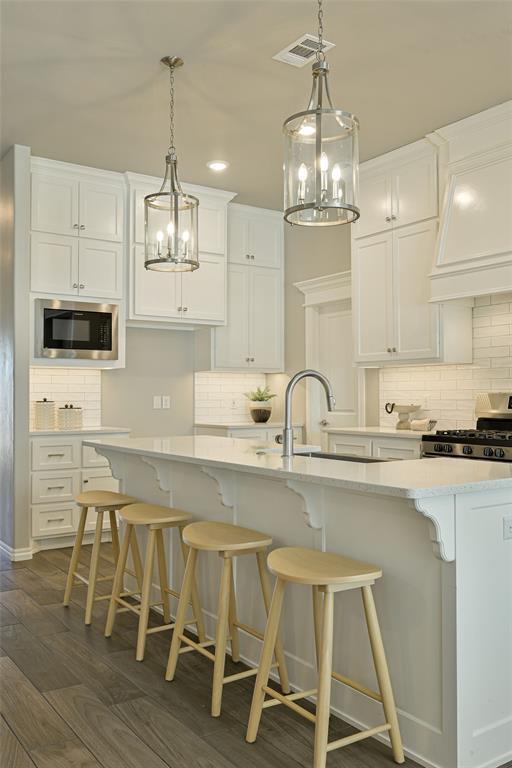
[194,371,267,424]
[379,293,512,429]
[30,367,102,428]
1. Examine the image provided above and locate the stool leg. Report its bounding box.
[85,509,104,625]
[108,510,120,562]
[105,523,132,637]
[362,585,404,764]
[256,551,290,694]
[130,529,144,593]
[166,547,198,681]
[63,506,87,606]
[155,529,171,624]
[211,555,232,717]
[136,528,157,661]
[314,589,334,768]
[312,585,323,670]
[179,532,206,643]
[228,567,240,663]
[246,577,286,743]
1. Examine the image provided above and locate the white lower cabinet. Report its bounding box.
[30,432,128,542]
[327,432,421,460]
[195,425,303,443]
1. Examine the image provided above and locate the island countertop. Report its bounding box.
[83,434,512,499]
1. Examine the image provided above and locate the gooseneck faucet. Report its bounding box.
[282,369,336,458]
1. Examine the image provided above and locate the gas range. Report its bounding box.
[421,392,512,462]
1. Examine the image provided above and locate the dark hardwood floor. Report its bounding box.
[0,544,423,768]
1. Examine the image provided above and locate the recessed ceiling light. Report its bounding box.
[207,160,229,172]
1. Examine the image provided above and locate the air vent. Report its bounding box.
[273,34,335,68]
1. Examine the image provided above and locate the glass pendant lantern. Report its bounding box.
[144,56,199,272]
[283,0,360,226]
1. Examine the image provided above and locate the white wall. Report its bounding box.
[379,293,512,429]
[101,327,195,437]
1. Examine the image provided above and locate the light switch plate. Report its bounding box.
[162,396,170,409]
[153,395,162,410]
[503,515,512,541]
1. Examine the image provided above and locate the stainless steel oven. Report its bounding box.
[35,299,119,360]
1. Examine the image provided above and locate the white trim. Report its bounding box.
[31,155,126,184]
[228,201,282,218]
[124,170,236,203]
[294,270,351,307]
[0,539,34,561]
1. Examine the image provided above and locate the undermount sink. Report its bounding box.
[294,451,396,463]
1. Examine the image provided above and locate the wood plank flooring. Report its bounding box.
[0,545,429,768]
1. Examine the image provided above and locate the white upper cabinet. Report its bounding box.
[78,181,124,242]
[354,140,438,238]
[31,174,79,237]
[78,239,123,299]
[248,266,283,370]
[228,204,283,268]
[31,232,79,296]
[133,245,180,319]
[180,254,225,322]
[214,264,250,368]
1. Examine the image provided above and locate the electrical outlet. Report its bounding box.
[503,515,512,541]
[162,396,170,409]
[153,395,162,410]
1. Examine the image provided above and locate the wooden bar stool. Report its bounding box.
[166,521,290,717]
[246,547,404,768]
[105,503,205,661]
[63,490,140,625]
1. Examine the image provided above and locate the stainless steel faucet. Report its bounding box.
[281,369,336,458]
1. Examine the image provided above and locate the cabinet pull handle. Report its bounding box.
[47,485,65,490]
[79,224,86,230]
[47,517,65,523]
[83,479,89,483]
[47,453,65,457]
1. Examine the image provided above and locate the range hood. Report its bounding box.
[428,101,512,302]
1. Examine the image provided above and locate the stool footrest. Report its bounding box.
[94,590,136,603]
[178,635,216,661]
[223,663,278,685]
[331,670,382,703]
[262,686,317,724]
[326,723,391,753]
[145,623,175,635]
[233,621,264,642]
[262,687,317,710]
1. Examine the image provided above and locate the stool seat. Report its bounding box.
[75,490,136,510]
[119,503,191,528]
[268,547,382,586]
[183,521,272,552]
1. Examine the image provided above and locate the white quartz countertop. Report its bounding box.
[324,426,436,439]
[83,435,512,500]
[30,426,131,437]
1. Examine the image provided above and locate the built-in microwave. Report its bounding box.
[35,299,119,360]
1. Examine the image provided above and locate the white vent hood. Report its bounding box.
[428,101,512,302]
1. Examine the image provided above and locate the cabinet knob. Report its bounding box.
[246,254,250,259]
[251,254,255,260]
[391,215,397,221]
[72,283,78,288]
[183,307,188,312]
[385,216,392,223]
[250,357,255,362]
[79,284,85,289]
[73,223,79,229]
[79,224,86,230]
[320,419,329,426]
[392,347,397,352]
[387,347,392,353]
[246,357,250,362]
[177,306,182,312]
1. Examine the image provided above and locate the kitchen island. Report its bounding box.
[84,435,512,768]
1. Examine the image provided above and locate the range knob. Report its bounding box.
[443,444,453,454]
[462,445,473,455]
[495,448,505,459]
[434,443,444,453]
[483,447,494,458]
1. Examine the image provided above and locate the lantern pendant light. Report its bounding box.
[283,0,360,226]
[144,57,199,272]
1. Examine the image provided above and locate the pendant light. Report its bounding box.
[144,57,199,271]
[283,0,360,226]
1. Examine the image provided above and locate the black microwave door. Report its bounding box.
[43,309,112,351]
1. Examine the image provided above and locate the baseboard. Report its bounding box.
[33,531,112,552]
[0,539,34,562]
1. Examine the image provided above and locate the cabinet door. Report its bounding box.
[30,232,79,295]
[196,193,226,255]
[81,469,119,532]
[352,232,394,363]
[392,220,439,361]
[132,245,180,320]
[78,239,123,299]
[250,214,282,268]
[214,264,250,368]
[372,437,421,460]
[31,172,79,236]
[32,502,77,538]
[393,153,437,228]
[327,434,372,456]
[249,267,283,371]
[181,254,225,322]
[31,438,80,471]
[353,171,392,238]
[227,208,251,264]
[79,181,124,242]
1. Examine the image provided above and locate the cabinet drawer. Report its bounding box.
[31,438,80,471]
[227,428,265,439]
[372,437,421,460]
[32,502,77,538]
[82,444,110,468]
[327,435,372,457]
[31,470,80,504]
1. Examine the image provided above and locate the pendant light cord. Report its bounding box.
[168,64,176,157]
[316,0,325,61]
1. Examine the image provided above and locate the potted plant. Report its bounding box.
[245,386,276,424]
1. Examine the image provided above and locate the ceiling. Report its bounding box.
[2,0,511,209]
